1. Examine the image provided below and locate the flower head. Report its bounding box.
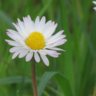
[93,1,96,11]
[6,16,67,66]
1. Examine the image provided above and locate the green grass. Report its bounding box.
[0,0,96,96]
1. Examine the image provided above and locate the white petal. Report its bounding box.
[19,49,28,58]
[40,16,46,24]
[45,23,57,38]
[53,39,67,46]
[46,39,67,48]
[35,16,42,32]
[12,52,19,59]
[47,30,64,41]
[47,35,65,45]
[48,47,64,51]
[7,29,23,42]
[5,40,21,46]
[23,16,34,34]
[17,19,27,37]
[34,52,40,63]
[13,23,26,39]
[26,52,33,62]
[9,47,23,53]
[39,50,47,55]
[44,21,52,29]
[35,16,46,32]
[35,16,40,25]
[93,7,96,11]
[7,29,26,46]
[93,1,96,5]
[41,50,60,58]
[43,20,52,35]
[27,15,34,24]
[39,52,49,66]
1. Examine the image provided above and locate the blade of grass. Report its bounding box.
[0,76,31,85]
[38,71,73,96]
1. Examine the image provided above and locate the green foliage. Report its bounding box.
[0,0,96,96]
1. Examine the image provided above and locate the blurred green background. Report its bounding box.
[0,0,96,96]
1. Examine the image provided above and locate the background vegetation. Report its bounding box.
[0,0,96,96]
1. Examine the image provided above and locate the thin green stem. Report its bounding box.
[32,59,38,96]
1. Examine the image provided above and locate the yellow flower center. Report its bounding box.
[25,32,45,50]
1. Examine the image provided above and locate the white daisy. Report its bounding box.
[93,1,96,11]
[5,15,67,66]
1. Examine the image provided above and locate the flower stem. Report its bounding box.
[32,59,38,96]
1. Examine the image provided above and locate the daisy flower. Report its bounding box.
[93,1,96,10]
[6,16,67,66]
